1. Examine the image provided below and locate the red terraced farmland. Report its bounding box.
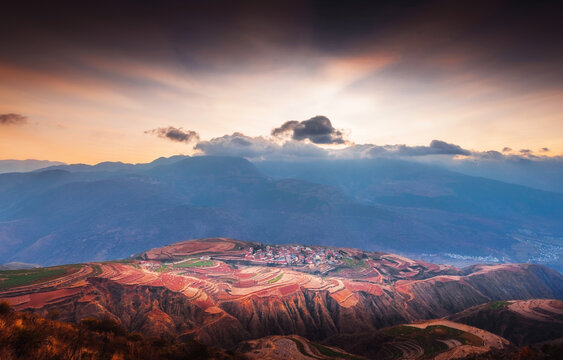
[143,238,245,260]
[344,280,384,296]
[0,237,555,355]
[278,283,300,296]
[3,287,82,310]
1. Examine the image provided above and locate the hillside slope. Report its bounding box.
[0,302,245,360]
[448,299,563,346]
[0,239,561,352]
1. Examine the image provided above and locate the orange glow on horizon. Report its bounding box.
[1,50,562,164]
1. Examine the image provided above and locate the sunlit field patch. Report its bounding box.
[0,265,80,290]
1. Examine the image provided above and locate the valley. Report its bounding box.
[1,156,562,273]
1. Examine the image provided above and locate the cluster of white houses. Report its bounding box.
[244,245,343,266]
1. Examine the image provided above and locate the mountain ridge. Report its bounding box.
[0,156,561,271]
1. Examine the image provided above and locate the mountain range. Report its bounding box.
[0,155,561,271]
[0,159,65,173]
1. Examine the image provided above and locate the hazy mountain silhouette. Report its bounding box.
[0,159,65,173]
[0,156,561,269]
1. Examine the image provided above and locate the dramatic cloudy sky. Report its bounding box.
[0,0,562,163]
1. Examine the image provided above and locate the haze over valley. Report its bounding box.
[1,154,561,273]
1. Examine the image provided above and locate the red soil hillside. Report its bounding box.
[0,238,561,353]
[0,302,245,360]
[236,334,367,360]
[448,299,563,346]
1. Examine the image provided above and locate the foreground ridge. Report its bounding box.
[1,238,562,359]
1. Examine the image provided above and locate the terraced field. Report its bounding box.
[0,238,560,359]
[0,264,87,292]
[0,265,79,290]
[381,322,496,360]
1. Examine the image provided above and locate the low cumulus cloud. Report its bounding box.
[145,126,199,143]
[195,132,327,159]
[271,115,347,145]
[502,147,512,152]
[195,133,278,158]
[191,116,475,160]
[479,150,504,159]
[393,140,471,156]
[0,113,27,125]
[339,140,471,159]
[195,136,473,161]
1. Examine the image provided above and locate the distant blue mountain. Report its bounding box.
[0,159,65,173]
[256,159,563,219]
[256,159,563,269]
[0,156,561,271]
[36,155,191,173]
[440,157,563,194]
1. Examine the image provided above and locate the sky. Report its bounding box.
[0,0,562,164]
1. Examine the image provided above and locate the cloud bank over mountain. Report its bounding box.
[144,115,562,192]
[148,115,558,163]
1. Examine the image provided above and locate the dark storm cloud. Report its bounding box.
[145,127,199,144]
[0,1,312,73]
[1,0,561,83]
[0,113,27,125]
[271,116,347,144]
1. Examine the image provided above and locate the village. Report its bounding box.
[243,244,344,266]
